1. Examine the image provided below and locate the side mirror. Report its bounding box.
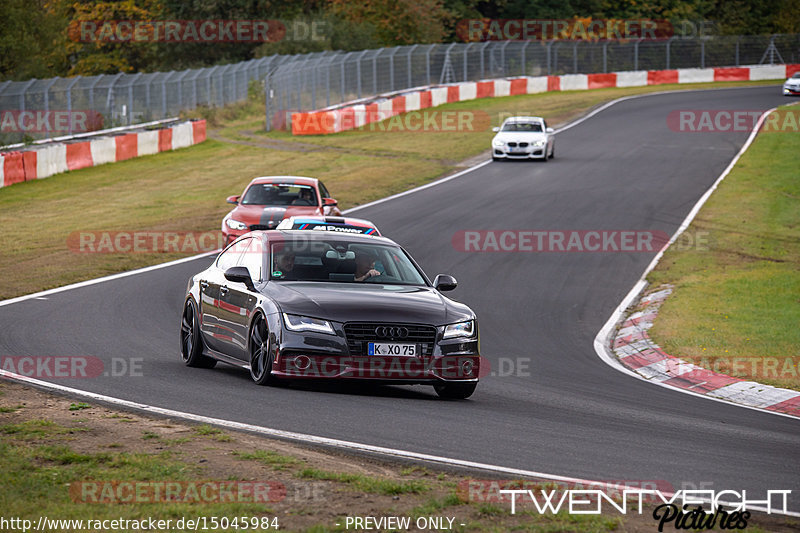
[226,195,240,205]
[546,127,554,134]
[492,127,500,132]
[224,266,255,291]
[433,274,457,292]
[322,197,338,207]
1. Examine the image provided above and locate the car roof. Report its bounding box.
[503,116,545,123]
[276,216,381,235]
[248,176,319,186]
[242,229,397,247]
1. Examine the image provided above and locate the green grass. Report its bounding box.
[0,78,782,300]
[647,104,800,391]
[297,467,429,495]
[1,420,89,440]
[0,420,270,530]
[192,424,233,442]
[233,449,301,470]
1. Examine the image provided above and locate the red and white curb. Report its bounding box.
[0,119,206,190]
[614,286,800,418]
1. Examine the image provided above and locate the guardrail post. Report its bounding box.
[602,41,608,73]
[356,50,368,99]
[65,77,80,134]
[388,47,399,91]
[480,41,490,78]
[666,37,673,70]
[264,74,272,131]
[426,45,433,85]
[521,41,530,76]
[161,71,173,118]
[546,41,553,75]
[372,49,379,95]
[700,39,705,68]
[407,44,417,87]
[735,36,741,66]
[42,77,59,114]
[634,39,640,70]
[573,41,578,73]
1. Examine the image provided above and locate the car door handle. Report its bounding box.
[219,286,229,296]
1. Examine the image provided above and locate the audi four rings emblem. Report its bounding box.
[375,326,409,339]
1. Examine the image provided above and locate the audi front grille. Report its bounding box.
[343,323,437,357]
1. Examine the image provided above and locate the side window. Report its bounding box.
[318,182,331,199]
[216,238,248,271]
[241,238,264,282]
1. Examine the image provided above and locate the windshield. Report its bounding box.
[241,183,317,206]
[269,239,427,285]
[501,122,543,132]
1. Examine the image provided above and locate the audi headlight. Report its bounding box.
[492,139,505,147]
[225,218,248,231]
[283,313,335,335]
[443,320,475,339]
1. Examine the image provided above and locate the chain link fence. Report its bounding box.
[265,34,799,130]
[1,34,797,144]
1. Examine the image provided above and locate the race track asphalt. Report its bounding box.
[2,85,797,509]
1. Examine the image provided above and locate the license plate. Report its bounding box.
[368,343,417,356]
[511,149,527,154]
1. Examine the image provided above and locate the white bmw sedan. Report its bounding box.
[784,72,800,96]
[491,116,555,161]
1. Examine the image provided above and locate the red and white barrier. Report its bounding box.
[137,130,160,156]
[292,64,799,135]
[171,122,194,150]
[0,120,206,189]
[35,143,68,178]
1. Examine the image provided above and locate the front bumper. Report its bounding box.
[270,324,481,383]
[493,147,546,159]
[783,86,800,95]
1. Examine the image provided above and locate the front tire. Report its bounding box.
[249,315,275,385]
[434,381,477,400]
[180,299,216,368]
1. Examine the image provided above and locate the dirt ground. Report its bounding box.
[2,380,798,532]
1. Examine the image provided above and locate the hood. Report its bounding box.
[493,131,547,143]
[229,204,321,226]
[264,282,473,326]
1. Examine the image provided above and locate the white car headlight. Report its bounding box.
[443,320,475,339]
[532,140,545,147]
[283,313,335,335]
[492,139,505,147]
[225,218,248,231]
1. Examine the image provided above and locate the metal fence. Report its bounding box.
[265,34,799,129]
[1,34,798,144]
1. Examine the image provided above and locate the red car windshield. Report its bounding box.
[241,184,317,206]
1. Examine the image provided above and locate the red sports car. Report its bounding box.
[222,176,343,244]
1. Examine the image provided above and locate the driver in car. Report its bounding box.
[354,250,381,281]
[291,188,315,206]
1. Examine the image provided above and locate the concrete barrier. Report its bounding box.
[35,143,67,178]
[137,130,160,156]
[0,120,206,189]
[287,65,791,135]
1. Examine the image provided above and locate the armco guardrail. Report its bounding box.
[290,63,799,134]
[0,119,206,188]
